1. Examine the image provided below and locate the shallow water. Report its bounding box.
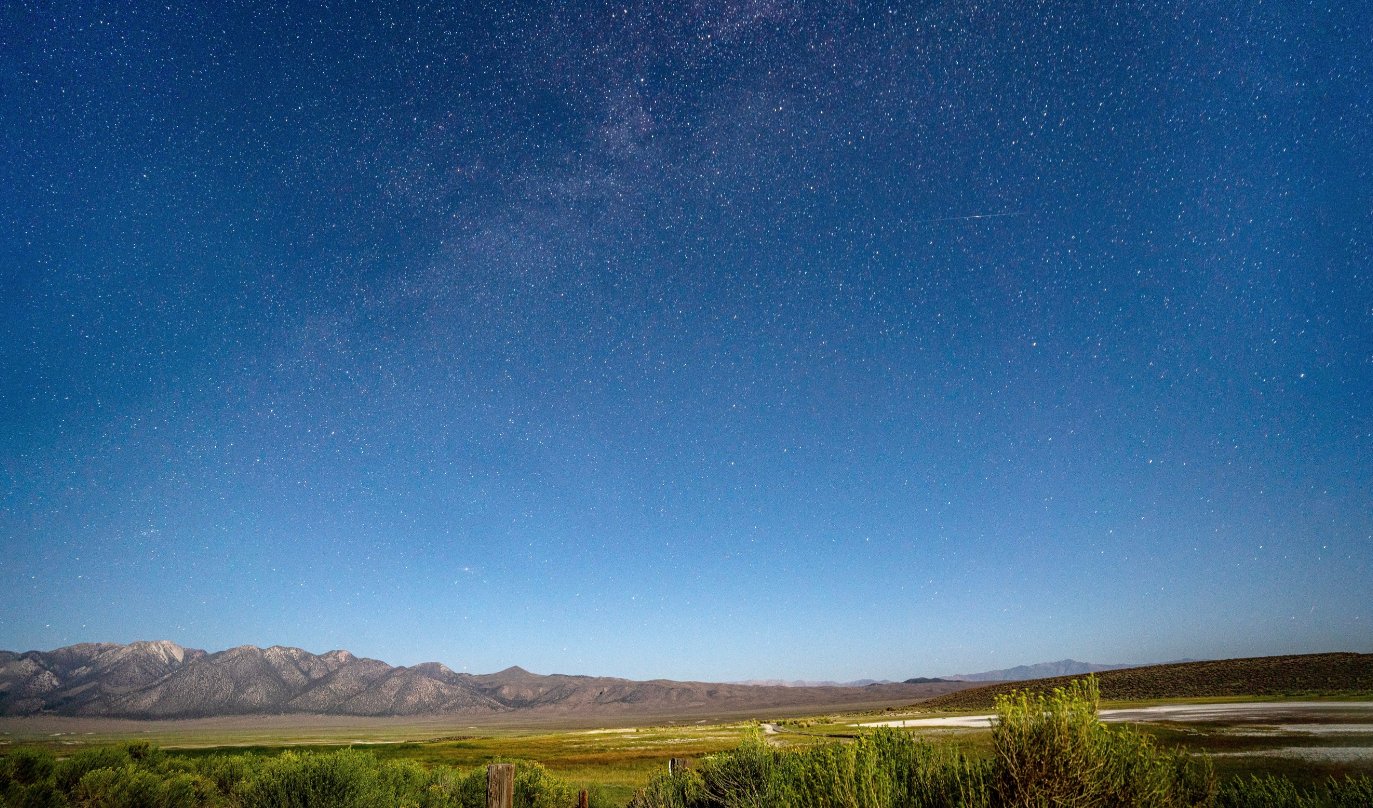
[860,702,1373,731]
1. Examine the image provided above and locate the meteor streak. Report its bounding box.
[911,211,1031,224]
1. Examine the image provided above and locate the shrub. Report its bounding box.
[72,764,164,807]
[630,725,995,808]
[6,781,71,808]
[512,760,577,808]
[1219,775,1373,808]
[234,749,391,808]
[4,747,57,787]
[630,677,1224,808]
[195,754,255,796]
[1323,775,1373,808]
[630,767,705,808]
[155,772,227,808]
[693,730,777,808]
[991,676,1215,808]
[54,747,133,793]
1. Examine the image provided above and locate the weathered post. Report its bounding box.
[669,757,692,775]
[487,763,514,808]
[577,789,590,808]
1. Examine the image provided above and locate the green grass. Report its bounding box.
[0,741,609,808]
[360,726,750,804]
[15,725,758,806]
[625,679,1372,808]
[5,679,1372,806]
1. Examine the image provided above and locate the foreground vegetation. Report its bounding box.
[628,679,1372,808]
[0,742,612,808]
[3,679,1370,806]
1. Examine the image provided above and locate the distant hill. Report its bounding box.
[918,652,1373,711]
[0,641,975,720]
[732,679,893,688]
[944,659,1146,682]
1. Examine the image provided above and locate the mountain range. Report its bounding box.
[0,641,973,720]
[736,660,1171,687]
[730,678,894,687]
[943,659,1153,682]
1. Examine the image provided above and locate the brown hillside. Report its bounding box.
[917,652,1373,712]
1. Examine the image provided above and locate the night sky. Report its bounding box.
[2,1,1369,682]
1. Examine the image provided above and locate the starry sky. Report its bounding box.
[2,0,1370,682]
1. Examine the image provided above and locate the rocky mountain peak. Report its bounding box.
[0,640,979,719]
[126,639,188,664]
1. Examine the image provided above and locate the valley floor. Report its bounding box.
[5,698,1373,804]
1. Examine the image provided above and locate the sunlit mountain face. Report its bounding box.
[1,1,1368,682]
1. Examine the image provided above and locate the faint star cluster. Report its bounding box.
[0,0,1368,680]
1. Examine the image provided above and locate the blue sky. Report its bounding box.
[2,0,1369,681]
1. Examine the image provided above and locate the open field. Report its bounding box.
[862,700,1373,728]
[6,696,1373,804]
[0,710,865,803]
[0,720,765,805]
[0,691,941,747]
[857,699,1373,789]
[5,653,1372,804]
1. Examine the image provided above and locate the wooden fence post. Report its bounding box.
[577,789,590,808]
[669,757,692,775]
[487,763,514,808]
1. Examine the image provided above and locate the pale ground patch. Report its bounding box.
[1211,747,1373,764]
[1226,724,1373,736]
[1095,702,1373,724]
[863,715,993,728]
[860,702,1373,730]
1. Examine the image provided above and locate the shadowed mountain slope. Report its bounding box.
[944,659,1142,682]
[917,652,1373,711]
[0,642,972,719]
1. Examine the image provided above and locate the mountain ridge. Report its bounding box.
[729,678,894,688]
[918,652,1373,711]
[943,658,1155,682]
[0,641,971,719]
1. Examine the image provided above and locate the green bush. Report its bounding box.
[155,773,228,808]
[72,764,164,807]
[1,704,1367,808]
[991,676,1215,807]
[4,748,57,787]
[1218,775,1373,808]
[693,730,776,808]
[7,782,71,808]
[54,746,134,793]
[1325,776,1373,808]
[0,743,588,808]
[512,760,577,808]
[631,725,995,808]
[235,748,408,808]
[630,766,705,808]
[195,755,255,797]
[631,678,1226,808]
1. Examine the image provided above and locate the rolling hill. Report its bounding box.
[916,652,1373,711]
[943,659,1146,682]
